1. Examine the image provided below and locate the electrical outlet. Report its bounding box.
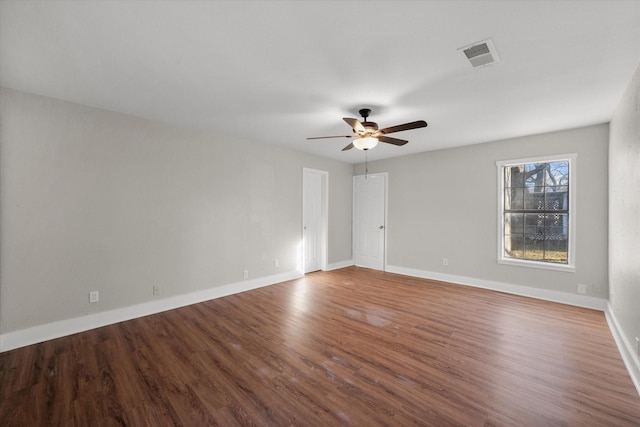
[442,258,449,266]
[274,259,279,268]
[577,283,587,295]
[89,291,99,303]
[153,285,161,296]
[243,270,249,279]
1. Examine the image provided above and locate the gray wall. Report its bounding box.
[0,87,353,334]
[355,124,609,298]
[609,63,640,354]
[1,80,631,347]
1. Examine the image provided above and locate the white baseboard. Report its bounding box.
[605,304,640,396]
[325,260,354,271]
[385,265,608,311]
[0,270,302,353]
[3,265,637,397]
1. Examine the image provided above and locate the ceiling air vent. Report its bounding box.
[460,38,500,68]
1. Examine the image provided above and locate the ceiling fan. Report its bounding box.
[307,108,427,151]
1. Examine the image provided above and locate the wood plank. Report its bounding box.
[1,267,639,426]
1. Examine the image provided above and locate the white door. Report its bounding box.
[303,169,324,273]
[353,173,387,270]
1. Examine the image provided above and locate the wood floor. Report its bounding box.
[1,267,639,426]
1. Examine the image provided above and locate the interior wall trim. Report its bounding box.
[385,265,608,311]
[605,303,640,396]
[0,270,303,353]
[325,260,354,271]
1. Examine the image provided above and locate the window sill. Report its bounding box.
[498,257,575,273]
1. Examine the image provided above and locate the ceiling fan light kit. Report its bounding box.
[307,108,427,152]
[353,136,379,151]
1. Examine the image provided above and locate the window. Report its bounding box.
[497,154,576,271]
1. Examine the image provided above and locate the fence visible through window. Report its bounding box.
[503,161,569,264]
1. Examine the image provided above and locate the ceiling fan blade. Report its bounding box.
[341,142,354,151]
[343,117,365,133]
[379,135,408,146]
[378,120,427,135]
[306,135,353,140]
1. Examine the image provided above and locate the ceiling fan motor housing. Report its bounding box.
[357,109,378,134]
[362,122,378,133]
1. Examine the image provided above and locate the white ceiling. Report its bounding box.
[1,1,639,164]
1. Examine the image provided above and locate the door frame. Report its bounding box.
[302,168,328,273]
[353,173,388,271]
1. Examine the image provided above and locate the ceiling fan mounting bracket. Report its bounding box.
[359,108,372,120]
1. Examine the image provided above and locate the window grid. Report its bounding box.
[502,161,570,265]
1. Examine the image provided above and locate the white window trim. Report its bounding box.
[496,153,577,272]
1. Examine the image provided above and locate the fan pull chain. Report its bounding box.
[365,151,369,179]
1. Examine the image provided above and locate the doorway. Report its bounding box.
[353,173,387,270]
[302,168,328,273]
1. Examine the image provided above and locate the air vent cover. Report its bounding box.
[460,38,500,68]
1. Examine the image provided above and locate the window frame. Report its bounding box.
[496,153,577,272]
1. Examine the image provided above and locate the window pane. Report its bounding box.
[544,212,568,264]
[504,236,524,259]
[544,237,568,263]
[525,164,546,189]
[525,238,545,261]
[505,165,524,188]
[545,186,568,210]
[504,188,524,210]
[524,213,545,236]
[546,161,569,186]
[524,187,545,210]
[524,163,541,174]
[504,213,524,235]
[545,213,568,238]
